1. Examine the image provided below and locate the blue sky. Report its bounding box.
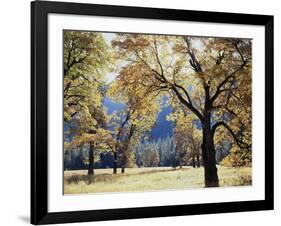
[102,32,118,83]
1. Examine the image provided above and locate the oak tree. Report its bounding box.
[112,34,252,187]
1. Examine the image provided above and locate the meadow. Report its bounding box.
[64,166,252,194]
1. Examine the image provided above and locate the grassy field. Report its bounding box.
[64,166,252,194]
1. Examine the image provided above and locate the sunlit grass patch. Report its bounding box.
[64,166,251,194]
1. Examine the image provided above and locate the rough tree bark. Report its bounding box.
[196,152,200,168]
[201,98,219,187]
[120,124,135,174]
[120,151,126,173]
[113,151,117,174]
[113,112,131,175]
[192,154,196,168]
[88,143,94,175]
[179,156,183,169]
[121,162,126,173]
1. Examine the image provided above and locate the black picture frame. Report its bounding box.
[31,0,274,224]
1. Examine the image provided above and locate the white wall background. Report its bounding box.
[0,0,279,225]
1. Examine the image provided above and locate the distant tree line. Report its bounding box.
[64,146,114,170]
[65,135,235,170]
[65,136,176,170]
[136,136,175,167]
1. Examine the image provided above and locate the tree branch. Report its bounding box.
[173,83,193,105]
[171,86,203,121]
[211,40,248,103]
[184,37,202,72]
[153,40,164,76]
[210,75,235,103]
[212,121,250,149]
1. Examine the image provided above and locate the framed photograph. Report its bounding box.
[31,0,274,224]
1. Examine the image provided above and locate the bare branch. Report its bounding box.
[173,83,193,105]
[171,86,203,121]
[153,40,164,76]
[184,37,202,72]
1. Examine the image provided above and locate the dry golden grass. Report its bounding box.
[64,166,251,194]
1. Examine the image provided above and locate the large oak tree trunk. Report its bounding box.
[120,125,135,174]
[121,162,126,173]
[113,151,117,174]
[192,154,196,168]
[201,113,219,187]
[196,152,200,168]
[88,143,94,175]
[119,153,126,173]
[180,157,183,169]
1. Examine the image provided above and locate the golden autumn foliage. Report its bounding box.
[220,145,252,167]
[63,31,252,187]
